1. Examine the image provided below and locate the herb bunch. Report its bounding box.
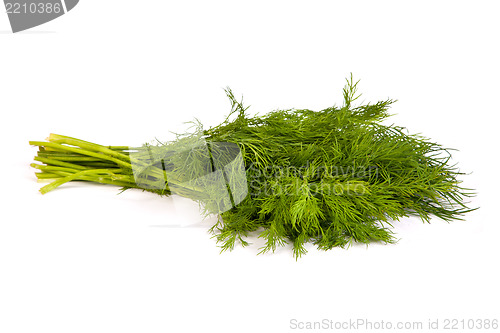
[30,76,475,258]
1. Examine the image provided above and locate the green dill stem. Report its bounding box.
[34,156,124,173]
[35,165,200,198]
[31,141,206,194]
[36,153,104,162]
[48,133,132,163]
[31,163,82,175]
[32,136,189,186]
[34,156,90,170]
[35,172,62,179]
[35,168,125,194]
[30,141,132,169]
[36,171,136,188]
[32,163,148,191]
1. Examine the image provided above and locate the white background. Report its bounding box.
[0,1,498,332]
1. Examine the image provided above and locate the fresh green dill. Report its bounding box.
[30,75,476,258]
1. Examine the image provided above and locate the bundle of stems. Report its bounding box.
[30,76,476,258]
[31,135,200,197]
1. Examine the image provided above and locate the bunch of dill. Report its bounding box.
[203,77,475,257]
[30,76,475,258]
